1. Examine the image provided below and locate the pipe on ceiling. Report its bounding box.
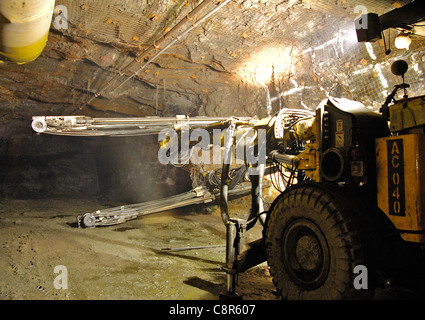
[113,0,233,94]
[83,0,230,108]
[0,0,55,64]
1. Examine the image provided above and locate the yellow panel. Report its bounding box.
[389,96,425,132]
[376,133,425,243]
[401,233,425,243]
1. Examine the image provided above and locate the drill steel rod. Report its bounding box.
[31,115,253,136]
[77,184,252,228]
[160,244,225,252]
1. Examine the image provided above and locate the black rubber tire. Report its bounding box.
[265,183,375,300]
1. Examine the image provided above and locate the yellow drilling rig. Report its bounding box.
[33,60,425,299]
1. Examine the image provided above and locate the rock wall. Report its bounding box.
[0,118,191,202]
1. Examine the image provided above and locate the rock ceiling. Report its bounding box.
[1,0,424,120]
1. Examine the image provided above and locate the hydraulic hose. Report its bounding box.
[220,125,266,230]
[248,163,266,229]
[220,122,235,225]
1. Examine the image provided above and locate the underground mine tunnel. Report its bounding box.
[1,0,425,304]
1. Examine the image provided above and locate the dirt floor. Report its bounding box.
[1,196,424,301]
[0,197,278,300]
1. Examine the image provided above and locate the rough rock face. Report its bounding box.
[0,0,424,201]
[0,118,191,202]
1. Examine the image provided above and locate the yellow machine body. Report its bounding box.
[292,117,320,182]
[376,133,425,243]
[389,96,425,132]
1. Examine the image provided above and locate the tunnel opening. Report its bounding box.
[0,118,192,203]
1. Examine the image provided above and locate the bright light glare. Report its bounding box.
[395,33,411,49]
[237,46,292,85]
[345,27,359,45]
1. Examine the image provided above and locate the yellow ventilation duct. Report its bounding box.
[0,0,55,64]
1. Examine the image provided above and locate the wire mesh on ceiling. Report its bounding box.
[50,0,424,114]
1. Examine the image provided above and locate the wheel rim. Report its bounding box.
[282,218,330,290]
